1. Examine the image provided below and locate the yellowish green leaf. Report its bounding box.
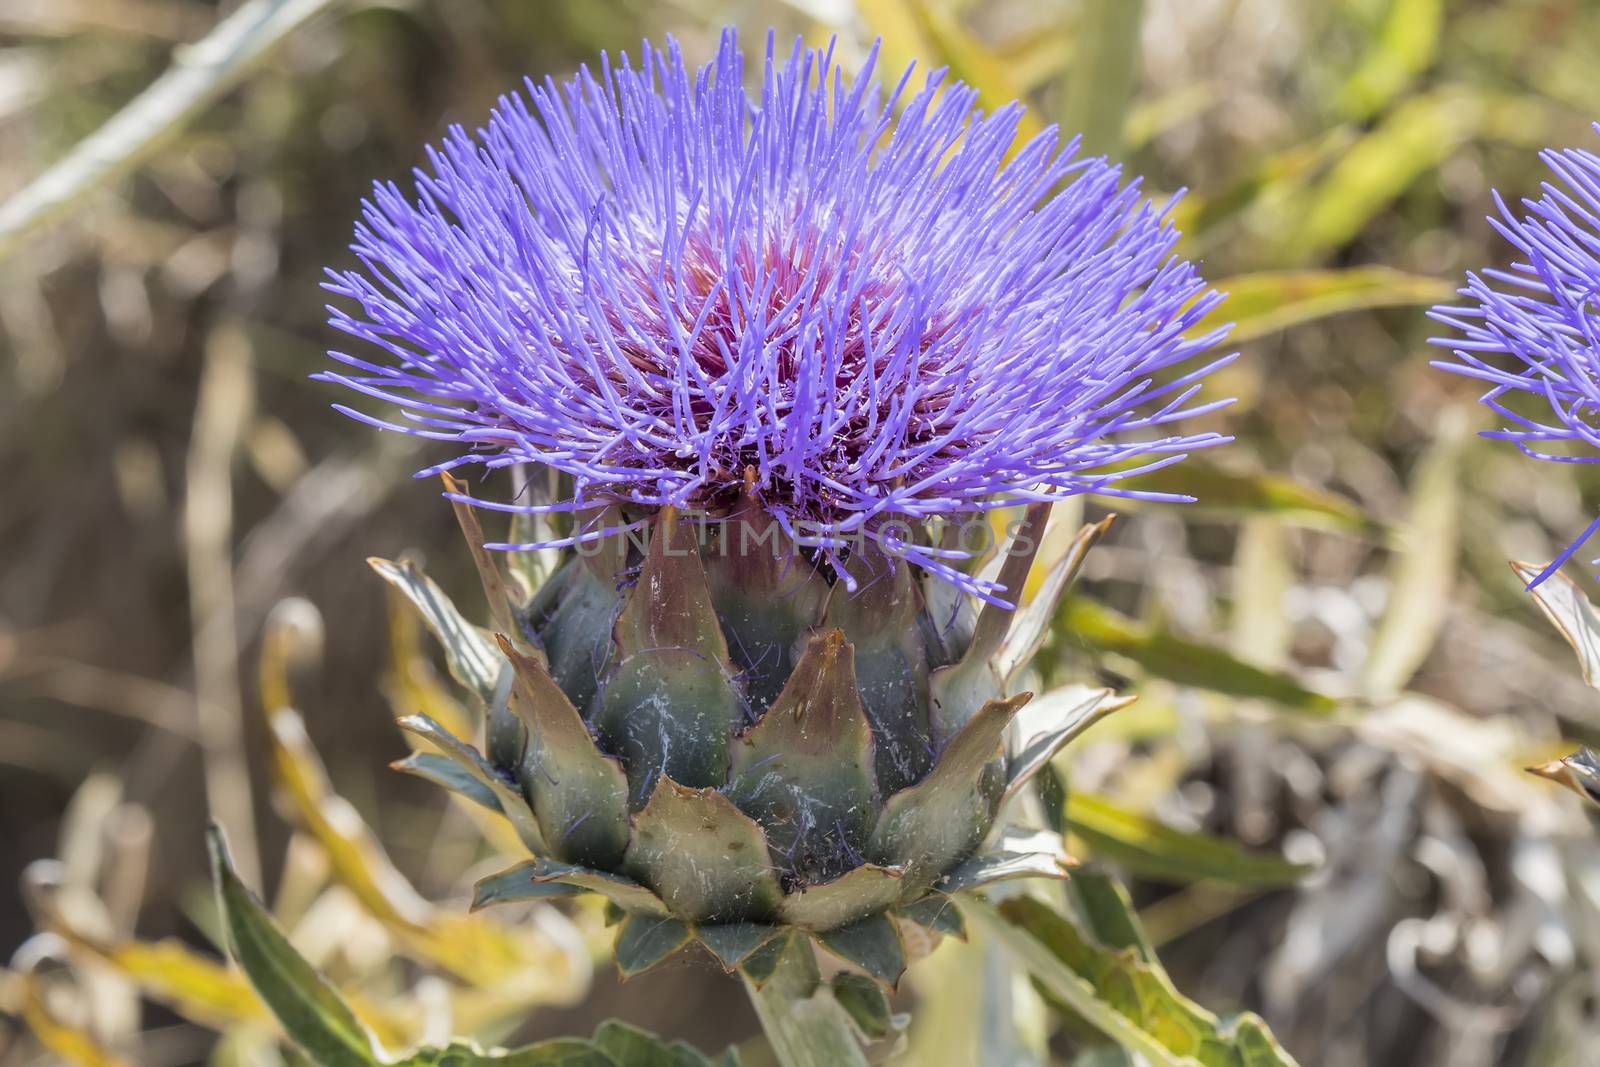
[263,706,584,992]
[67,935,268,1030]
[855,0,939,92]
[1337,0,1445,119]
[1064,793,1311,887]
[1197,267,1454,345]
[1115,458,1376,533]
[1173,126,1358,240]
[1058,0,1145,157]
[19,975,136,1067]
[1061,598,1339,714]
[908,1,1045,144]
[1284,87,1557,263]
[967,895,1300,1067]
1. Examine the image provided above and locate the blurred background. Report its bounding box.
[5,0,1600,1064]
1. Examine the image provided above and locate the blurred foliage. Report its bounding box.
[6,0,1600,1065]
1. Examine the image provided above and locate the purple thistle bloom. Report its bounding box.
[321,29,1233,600]
[1431,130,1600,588]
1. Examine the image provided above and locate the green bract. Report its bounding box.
[383,484,1125,987]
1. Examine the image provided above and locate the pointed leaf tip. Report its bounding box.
[498,632,631,868]
[728,629,876,883]
[929,505,1050,739]
[1513,560,1600,690]
[998,515,1114,684]
[626,777,783,923]
[616,505,728,663]
[614,914,694,979]
[207,824,379,1067]
[601,510,742,801]
[370,556,502,702]
[695,923,783,972]
[814,913,906,988]
[868,692,1029,890]
[396,713,547,856]
[442,471,516,639]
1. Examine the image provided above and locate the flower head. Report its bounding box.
[1431,130,1600,586]
[323,30,1231,599]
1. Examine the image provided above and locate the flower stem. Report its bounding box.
[741,936,870,1067]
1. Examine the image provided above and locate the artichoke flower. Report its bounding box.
[377,488,1124,985]
[325,29,1229,993]
[1432,129,1600,586]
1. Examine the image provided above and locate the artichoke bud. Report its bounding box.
[387,489,1123,986]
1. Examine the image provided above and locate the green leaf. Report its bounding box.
[1176,126,1357,239]
[530,555,618,716]
[398,1039,616,1066]
[867,694,1029,891]
[626,779,783,923]
[391,752,503,814]
[703,494,828,715]
[930,503,1052,740]
[1061,598,1339,714]
[396,714,547,855]
[736,931,794,990]
[592,1021,710,1067]
[597,653,743,806]
[777,865,905,931]
[473,858,669,918]
[814,913,907,987]
[470,863,584,907]
[1196,267,1454,346]
[1064,868,1156,962]
[369,556,502,703]
[830,972,895,1041]
[206,825,379,1067]
[1065,793,1310,887]
[1283,87,1555,263]
[938,840,1070,894]
[612,506,730,664]
[966,895,1300,1067]
[1515,562,1600,689]
[998,516,1115,684]
[1114,459,1374,533]
[1059,0,1145,157]
[727,629,878,883]
[1005,686,1132,802]
[613,915,694,980]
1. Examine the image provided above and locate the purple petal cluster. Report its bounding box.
[322,30,1231,598]
[1431,132,1600,586]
